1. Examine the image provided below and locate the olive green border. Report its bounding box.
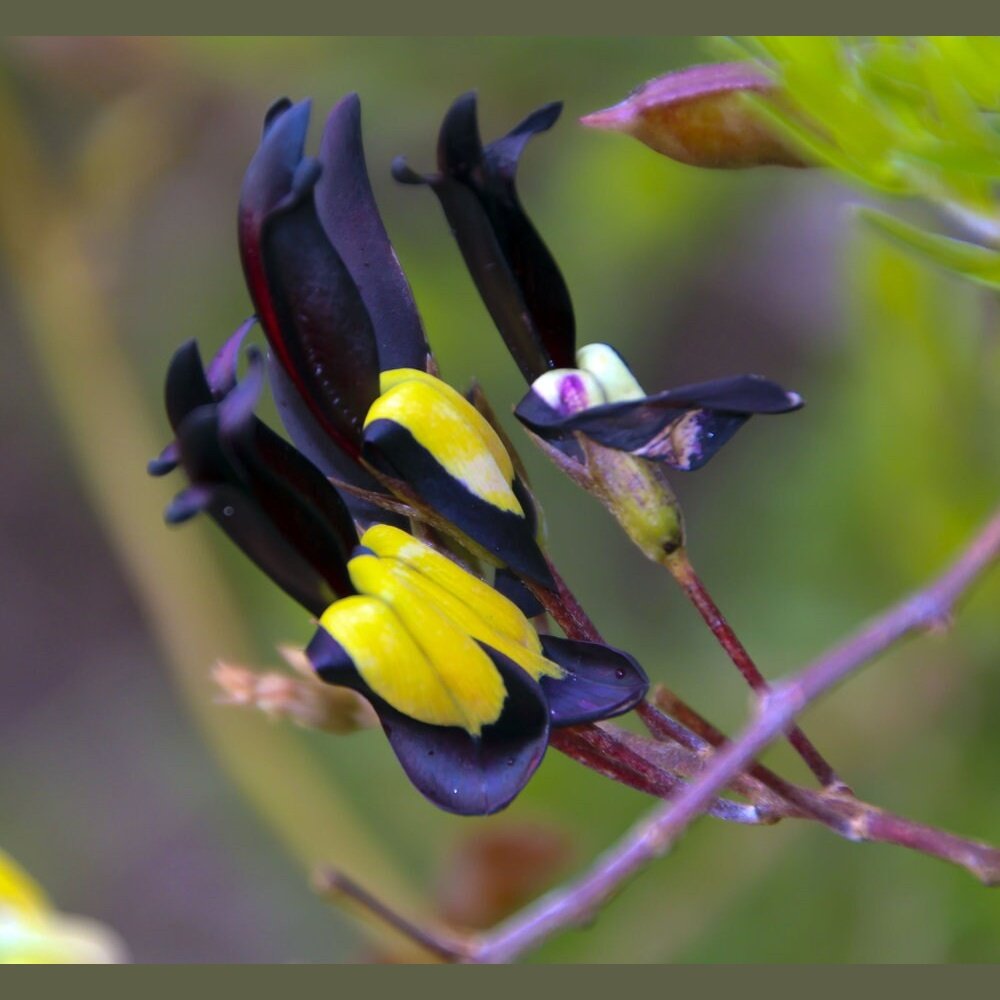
[3,964,997,989]
[4,4,990,34]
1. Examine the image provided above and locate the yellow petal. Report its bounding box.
[368,370,521,514]
[374,553,562,683]
[360,524,542,652]
[343,560,508,735]
[0,850,49,920]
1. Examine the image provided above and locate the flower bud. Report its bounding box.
[531,368,606,416]
[582,438,685,558]
[581,62,807,169]
[575,343,644,402]
[527,355,685,558]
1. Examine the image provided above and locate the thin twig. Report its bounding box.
[638,698,1000,871]
[314,869,474,962]
[460,505,1000,962]
[312,511,1000,962]
[662,548,847,791]
[550,726,768,826]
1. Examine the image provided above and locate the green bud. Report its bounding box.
[581,437,685,559]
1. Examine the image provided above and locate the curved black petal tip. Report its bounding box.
[164,339,212,432]
[307,630,550,815]
[262,97,294,137]
[317,94,430,371]
[394,92,575,382]
[148,440,180,477]
[164,485,212,524]
[390,155,427,185]
[539,635,649,727]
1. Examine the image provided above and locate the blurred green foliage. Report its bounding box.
[1,37,999,963]
[723,36,1000,287]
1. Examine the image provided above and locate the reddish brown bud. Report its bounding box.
[581,62,807,169]
[436,824,571,929]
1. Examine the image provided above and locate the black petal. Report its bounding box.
[362,417,555,588]
[267,353,404,529]
[493,568,545,618]
[316,94,430,373]
[205,317,255,398]
[260,160,380,456]
[393,92,575,382]
[538,635,649,727]
[173,405,336,615]
[516,375,803,471]
[307,630,550,816]
[153,327,257,476]
[215,351,359,601]
[164,339,214,433]
[239,99,379,459]
[148,439,180,477]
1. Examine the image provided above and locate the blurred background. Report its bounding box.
[1,37,998,963]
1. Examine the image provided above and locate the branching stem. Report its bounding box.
[662,548,846,791]
[321,506,1000,962]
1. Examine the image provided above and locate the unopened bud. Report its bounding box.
[576,343,645,402]
[531,368,606,416]
[581,62,807,169]
[582,438,685,558]
[528,349,685,557]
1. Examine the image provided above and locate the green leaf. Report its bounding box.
[857,206,1000,287]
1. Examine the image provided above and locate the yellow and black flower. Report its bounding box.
[153,344,646,815]
[235,93,551,587]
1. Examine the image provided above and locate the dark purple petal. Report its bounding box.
[237,99,310,347]
[267,354,404,528]
[163,484,213,523]
[173,405,336,615]
[316,94,430,372]
[205,317,256,398]
[538,635,648,727]
[164,339,213,433]
[516,375,803,471]
[216,350,359,600]
[153,331,257,477]
[393,92,575,382]
[258,159,379,457]
[307,629,550,816]
[238,97,311,272]
[147,439,180,477]
[492,568,545,618]
[238,99,379,460]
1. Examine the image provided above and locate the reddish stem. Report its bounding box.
[663,549,847,791]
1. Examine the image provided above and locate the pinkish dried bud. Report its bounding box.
[212,660,377,734]
[580,62,807,169]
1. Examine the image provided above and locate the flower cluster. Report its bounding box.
[152,89,802,815]
[151,94,648,816]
